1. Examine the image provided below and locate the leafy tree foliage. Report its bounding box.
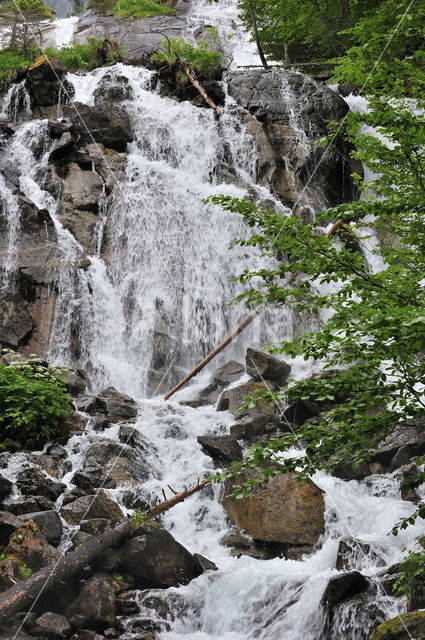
[209,96,425,507]
[235,0,425,92]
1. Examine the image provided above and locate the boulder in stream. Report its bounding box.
[222,472,325,546]
[117,523,204,589]
[369,611,425,639]
[245,348,291,385]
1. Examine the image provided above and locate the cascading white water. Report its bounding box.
[0,2,422,638]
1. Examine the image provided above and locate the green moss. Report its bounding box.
[370,611,425,639]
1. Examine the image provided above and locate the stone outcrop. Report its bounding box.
[62,102,133,152]
[222,472,325,546]
[4,520,60,572]
[25,56,74,110]
[227,69,361,212]
[218,380,280,440]
[74,12,188,64]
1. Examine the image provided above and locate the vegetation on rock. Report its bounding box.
[152,35,223,77]
[87,0,174,18]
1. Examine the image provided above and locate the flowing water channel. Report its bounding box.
[0,1,423,638]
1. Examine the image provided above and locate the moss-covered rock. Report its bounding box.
[369,611,425,639]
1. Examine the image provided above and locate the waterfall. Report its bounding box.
[0,2,421,638]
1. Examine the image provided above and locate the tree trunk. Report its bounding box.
[249,0,269,70]
[0,520,132,625]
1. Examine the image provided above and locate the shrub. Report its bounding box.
[45,37,123,72]
[0,48,35,86]
[0,355,70,446]
[152,36,223,76]
[394,541,425,609]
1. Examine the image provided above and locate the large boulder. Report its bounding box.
[60,491,123,525]
[227,69,361,211]
[83,441,149,486]
[74,12,188,64]
[66,574,116,631]
[33,612,71,639]
[222,472,325,546]
[62,102,132,152]
[197,435,243,462]
[369,611,425,640]
[182,361,245,408]
[18,510,63,547]
[25,55,74,108]
[218,380,279,439]
[117,524,203,588]
[4,521,60,572]
[321,571,369,610]
[245,348,291,384]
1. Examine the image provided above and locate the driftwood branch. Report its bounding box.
[147,479,210,518]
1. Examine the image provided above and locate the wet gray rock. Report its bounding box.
[118,523,203,588]
[18,510,63,547]
[33,612,71,638]
[83,387,138,423]
[47,118,75,139]
[63,369,90,396]
[227,69,361,211]
[80,518,112,536]
[62,102,132,152]
[66,573,116,631]
[0,477,12,500]
[193,553,218,572]
[17,468,66,501]
[93,72,133,104]
[217,381,279,434]
[197,435,243,462]
[26,56,74,109]
[61,491,124,525]
[371,421,425,468]
[84,143,126,196]
[5,521,60,572]
[49,131,75,163]
[321,571,369,610]
[182,361,245,408]
[220,527,252,549]
[0,511,20,546]
[74,12,188,64]
[83,441,149,486]
[336,538,386,572]
[0,292,34,347]
[245,348,291,385]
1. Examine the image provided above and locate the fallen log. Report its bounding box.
[0,520,131,625]
[182,62,222,116]
[0,477,212,624]
[147,478,210,518]
[163,218,347,401]
[163,307,262,400]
